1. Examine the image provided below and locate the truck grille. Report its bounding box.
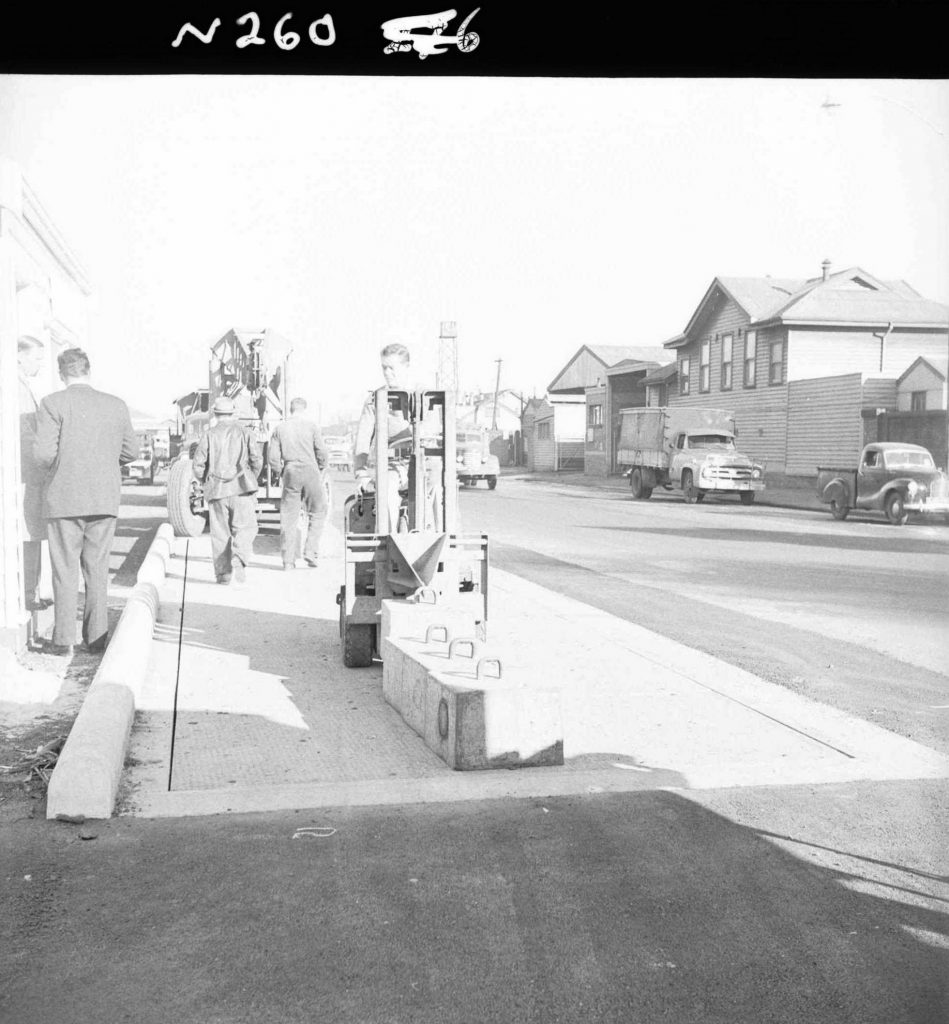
[704,465,753,481]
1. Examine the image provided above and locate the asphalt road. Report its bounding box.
[458,477,949,753]
[2,472,946,1024]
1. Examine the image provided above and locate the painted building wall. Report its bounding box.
[787,327,948,381]
[668,302,790,469]
[584,385,607,476]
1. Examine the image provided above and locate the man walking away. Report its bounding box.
[192,396,262,585]
[269,398,328,569]
[17,335,50,612]
[33,347,138,656]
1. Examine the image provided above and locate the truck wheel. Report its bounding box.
[739,491,755,505]
[884,491,908,526]
[830,499,849,521]
[343,622,376,667]
[682,471,700,504]
[630,468,646,499]
[167,458,207,537]
[487,476,497,490]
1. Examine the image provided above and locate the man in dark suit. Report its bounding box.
[33,348,137,656]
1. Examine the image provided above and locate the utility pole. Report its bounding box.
[492,358,502,430]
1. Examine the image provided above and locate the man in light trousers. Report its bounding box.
[269,398,328,570]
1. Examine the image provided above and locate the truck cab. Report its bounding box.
[670,429,764,505]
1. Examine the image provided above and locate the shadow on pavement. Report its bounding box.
[1,789,945,1023]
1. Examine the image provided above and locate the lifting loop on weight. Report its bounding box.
[448,637,479,660]
[476,657,502,680]
[425,624,450,644]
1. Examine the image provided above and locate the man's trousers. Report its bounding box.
[208,493,258,580]
[279,463,327,565]
[46,515,117,647]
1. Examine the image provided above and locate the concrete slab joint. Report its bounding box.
[46,525,172,821]
[379,599,564,771]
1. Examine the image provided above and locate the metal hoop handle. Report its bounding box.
[476,658,502,680]
[414,587,438,605]
[425,624,450,644]
[448,637,479,659]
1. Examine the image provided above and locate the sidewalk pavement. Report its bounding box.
[119,503,948,818]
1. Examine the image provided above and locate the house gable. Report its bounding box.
[548,344,671,393]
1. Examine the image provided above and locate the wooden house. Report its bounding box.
[662,261,949,475]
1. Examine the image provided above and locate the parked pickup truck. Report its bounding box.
[817,442,949,525]
[617,406,765,504]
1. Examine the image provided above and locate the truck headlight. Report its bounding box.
[906,480,920,496]
[752,467,762,479]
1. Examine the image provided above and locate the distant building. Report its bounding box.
[528,395,586,472]
[897,357,947,412]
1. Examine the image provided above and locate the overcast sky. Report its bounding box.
[1,75,947,423]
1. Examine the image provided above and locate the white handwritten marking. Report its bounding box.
[236,12,265,48]
[171,18,222,47]
[309,14,336,45]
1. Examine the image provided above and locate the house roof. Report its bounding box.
[668,267,949,349]
[587,345,672,365]
[644,362,678,385]
[898,356,948,384]
[548,344,672,392]
[605,359,662,378]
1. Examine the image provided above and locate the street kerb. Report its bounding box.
[46,522,173,821]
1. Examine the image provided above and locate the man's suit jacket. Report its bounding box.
[34,383,138,519]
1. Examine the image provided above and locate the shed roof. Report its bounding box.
[548,344,672,392]
[644,362,678,384]
[897,356,948,384]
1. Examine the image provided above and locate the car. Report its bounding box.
[323,435,353,474]
[817,442,949,524]
[123,443,160,485]
[456,430,500,489]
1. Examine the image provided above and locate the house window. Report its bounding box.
[743,330,756,387]
[588,404,603,426]
[911,391,926,412]
[721,333,733,390]
[700,339,710,393]
[538,421,551,440]
[769,340,784,385]
[679,357,690,396]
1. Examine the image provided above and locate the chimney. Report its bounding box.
[821,259,831,282]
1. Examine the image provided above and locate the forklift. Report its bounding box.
[336,388,489,667]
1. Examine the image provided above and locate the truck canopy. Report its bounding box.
[618,407,736,453]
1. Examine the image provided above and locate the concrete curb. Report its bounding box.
[46,523,174,821]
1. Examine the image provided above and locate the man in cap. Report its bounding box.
[268,397,328,569]
[33,347,138,655]
[192,396,262,584]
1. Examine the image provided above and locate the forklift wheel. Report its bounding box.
[343,622,376,667]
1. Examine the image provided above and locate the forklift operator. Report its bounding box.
[354,343,414,530]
